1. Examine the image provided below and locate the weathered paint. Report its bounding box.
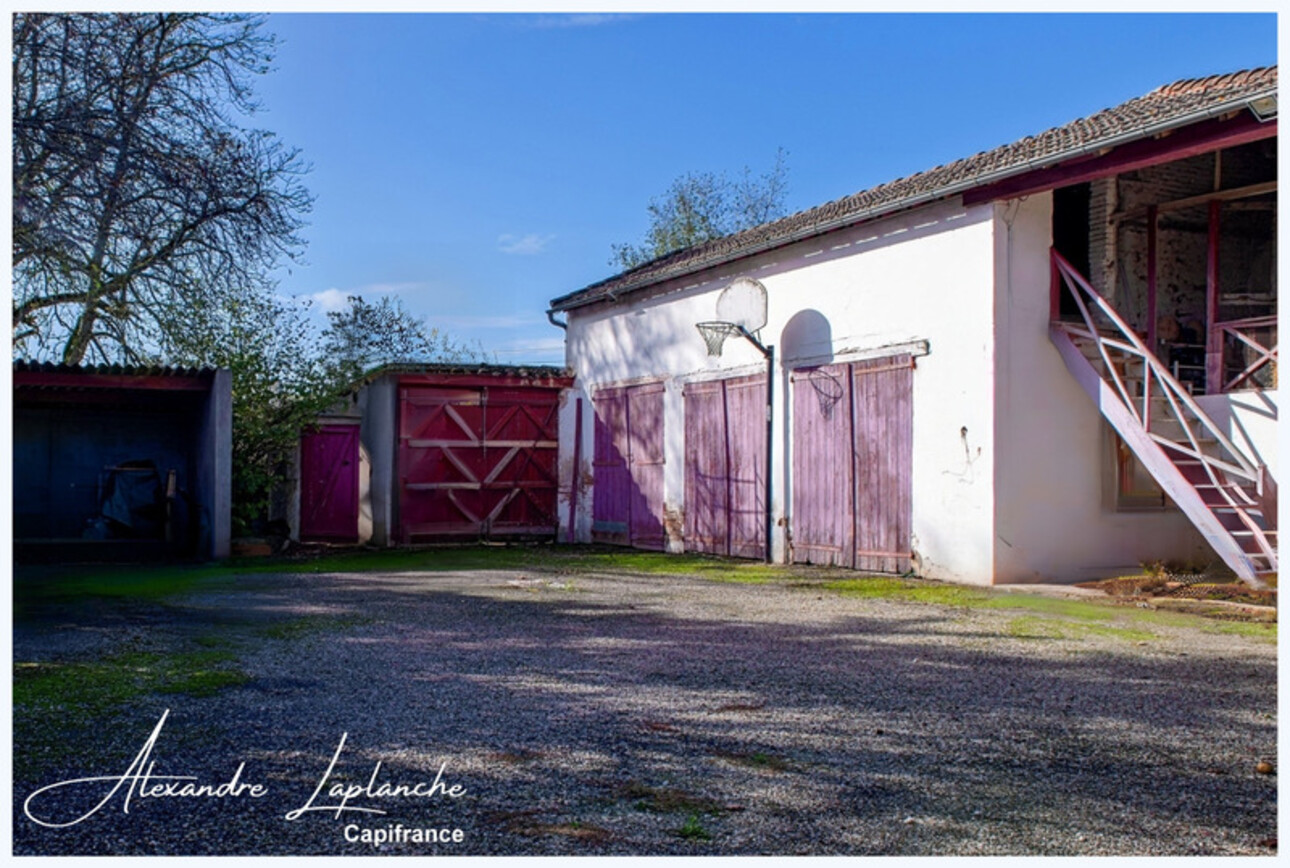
[299,424,360,542]
[789,364,853,566]
[789,357,912,572]
[592,382,666,549]
[682,374,767,559]
[851,355,914,574]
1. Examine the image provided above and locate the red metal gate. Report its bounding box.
[398,384,560,541]
[790,355,913,572]
[592,382,666,549]
[300,424,360,542]
[683,375,767,559]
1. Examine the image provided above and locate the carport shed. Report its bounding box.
[13,361,232,561]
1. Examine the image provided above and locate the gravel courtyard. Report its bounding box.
[12,554,1278,856]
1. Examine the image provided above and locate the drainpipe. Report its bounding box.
[546,309,568,330]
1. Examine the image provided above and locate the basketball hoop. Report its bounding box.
[808,368,845,420]
[696,321,744,357]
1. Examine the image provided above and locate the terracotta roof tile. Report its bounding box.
[551,65,1276,312]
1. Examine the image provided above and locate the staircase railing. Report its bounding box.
[1049,249,1276,581]
[1218,315,1278,392]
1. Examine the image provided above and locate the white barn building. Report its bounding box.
[547,67,1278,586]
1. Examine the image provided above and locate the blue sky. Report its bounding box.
[253,12,1277,365]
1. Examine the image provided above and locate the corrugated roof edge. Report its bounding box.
[361,360,573,383]
[550,65,1277,313]
[13,360,217,378]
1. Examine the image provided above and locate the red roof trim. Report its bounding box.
[963,112,1275,205]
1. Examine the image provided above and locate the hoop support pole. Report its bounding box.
[734,326,775,564]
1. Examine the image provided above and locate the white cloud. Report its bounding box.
[308,288,351,312]
[497,233,555,255]
[298,282,432,313]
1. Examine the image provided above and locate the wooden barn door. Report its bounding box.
[300,424,360,542]
[790,355,913,572]
[592,382,666,550]
[398,385,560,541]
[850,356,914,574]
[683,375,767,559]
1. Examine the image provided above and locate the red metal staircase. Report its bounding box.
[1048,250,1277,588]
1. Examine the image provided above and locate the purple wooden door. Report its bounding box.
[592,383,666,549]
[300,424,360,542]
[683,375,767,559]
[592,388,631,545]
[790,356,913,572]
[683,380,728,554]
[626,384,667,550]
[790,365,854,566]
[851,355,914,574]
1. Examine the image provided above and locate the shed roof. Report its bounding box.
[550,65,1277,313]
[14,360,218,391]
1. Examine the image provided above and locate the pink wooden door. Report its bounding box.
[683,375,767,559]
[592,383,665,550]
[851,355,914,574]
[790,356,913,572]
[300,424,360,542]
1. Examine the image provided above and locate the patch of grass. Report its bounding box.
[14,648,250,712]
[818,574,1274,638]
[1005,616,1156,642]
[822,577,991,606]
[616,782,726,815]
[1203,619,1278,642]
[14,644,251,779]
[675,814,712,841]
[14,562,244,615]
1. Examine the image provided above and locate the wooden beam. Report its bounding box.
[1205,199,1222,394]
[1110,180,1276,224]
[964,114,1275,205]
[1146,205,1158,354]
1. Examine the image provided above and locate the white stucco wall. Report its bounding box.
[991,194,1211,583]
[1194,390,1279,480]
[561,198,1000,583]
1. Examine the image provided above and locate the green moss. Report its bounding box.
[14,648,249,712]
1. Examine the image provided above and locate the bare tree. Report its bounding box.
[12,12,312,364]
